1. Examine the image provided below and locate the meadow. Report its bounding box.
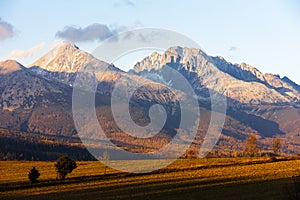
[0,157,300,200]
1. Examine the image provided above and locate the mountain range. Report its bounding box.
[132,46,300,104]
[0,42,300,159]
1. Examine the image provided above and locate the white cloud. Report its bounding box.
[56,24,118,42]
[5,42,47,60]
[0,18,16,41]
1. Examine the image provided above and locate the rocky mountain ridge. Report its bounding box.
[133,46,300,104]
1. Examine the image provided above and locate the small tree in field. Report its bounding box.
[28,167,40,183]
[272,137,281,155]
[244,134,260,157]
[55,156,77,180]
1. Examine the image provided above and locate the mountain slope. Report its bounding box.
[0,60,25,74]
[0,44,185,137]
[133,46,300,104]
[211,56,300,102]
[30,42,116,73]
[29,42,181,104]
[132,46,300,154]
[0,60,68,111]
[1,44,299,156]
[0,60,77,135]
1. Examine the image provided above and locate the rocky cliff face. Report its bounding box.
[30,42,113,73]
[29,42,118,86]
[133,46,300,104]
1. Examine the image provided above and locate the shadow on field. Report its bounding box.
[0,158,298,200]
[1,175,295,200]
[0,157,287,193]
[283,176,300,200]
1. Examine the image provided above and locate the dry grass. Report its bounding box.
[0,161,118,183]
[0,158,299,200]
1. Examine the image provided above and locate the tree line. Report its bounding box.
[0,136,96,161]
[183,134,282,158]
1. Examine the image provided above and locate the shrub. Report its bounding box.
[28,167,40,183]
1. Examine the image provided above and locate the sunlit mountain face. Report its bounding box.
[0,43,300,160]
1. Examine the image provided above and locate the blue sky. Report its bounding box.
[0,0,300,83]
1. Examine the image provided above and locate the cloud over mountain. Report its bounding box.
[5,42,46,60]
[56,24,118,42]
[0,18,16,41]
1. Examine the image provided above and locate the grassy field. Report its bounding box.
[0,157,300,200]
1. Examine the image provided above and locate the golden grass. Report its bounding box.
[0,158,300,200]
[0,161,118,183]
[0,157,258,183]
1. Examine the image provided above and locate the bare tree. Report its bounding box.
[244,134,260,157]
[101,150,110,175]
[272,137,281,155]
